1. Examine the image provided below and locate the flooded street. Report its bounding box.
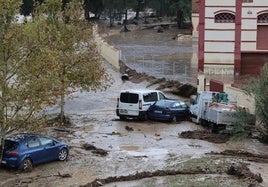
[106,26,198,84]
[0,25,268,187]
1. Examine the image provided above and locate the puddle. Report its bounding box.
[120,145,140,151]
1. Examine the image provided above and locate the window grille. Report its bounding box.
[258,13,268,23]
[215,13,235,23]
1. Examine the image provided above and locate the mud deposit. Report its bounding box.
[179,130,231,143]
[1,21,268,187]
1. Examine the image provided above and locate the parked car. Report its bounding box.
[147,99,189,122]
[116,89,167,120]
[0,133,69,172]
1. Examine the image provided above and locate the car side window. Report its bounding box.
[159,93,166,100]
[144,92,157,102]
[40,137,53,146]
[27,137,40,148]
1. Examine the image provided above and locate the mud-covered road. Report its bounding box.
[1,24,268,187]
[1,61,268,187]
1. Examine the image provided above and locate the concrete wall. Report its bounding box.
[93,25,121,69]
[224,84,255,114]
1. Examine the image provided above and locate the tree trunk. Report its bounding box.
[60,89,65,125]
[177,10,184,28]
[135,1,142,20]
[123,9,129,32]
[83,1,90,21]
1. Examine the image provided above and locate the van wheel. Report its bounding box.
[120,116,126,121]
[143,114,148,121]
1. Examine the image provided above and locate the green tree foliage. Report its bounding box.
[36,0,112,123]
[102,0,125,26]
[84,0,104,20]
[0,0,60,161]
[224,108,256,141]
[243,63,268,142]
[169,0,191,27]
[1,0,111,162]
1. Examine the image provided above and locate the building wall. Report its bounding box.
[198,0,268,75]
[202,0,236,75]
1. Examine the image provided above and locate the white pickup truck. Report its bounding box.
[189,91,239,132]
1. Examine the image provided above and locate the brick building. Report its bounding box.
[192,0,268,76]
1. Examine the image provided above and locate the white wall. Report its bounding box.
[93,25,120,69]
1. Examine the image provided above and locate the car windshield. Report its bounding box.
[4,140,19,151]
[155,100,171,108]
[180,102,188,108]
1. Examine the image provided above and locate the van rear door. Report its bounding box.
[118,92,140,116]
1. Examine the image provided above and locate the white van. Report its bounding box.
[116,89,167,120]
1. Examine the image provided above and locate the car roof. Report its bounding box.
[156,99,185,104]
[120,89,162,94]
[6,133,43,142]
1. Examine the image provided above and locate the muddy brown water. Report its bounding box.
[105,26,198,85]
[1,26,268,187]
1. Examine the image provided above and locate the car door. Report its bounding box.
[26,137,45,165]
[39,137,59,162]
[173,102,188,119]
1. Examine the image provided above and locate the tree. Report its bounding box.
[243,63,268,142]
[135,0,145,20]
[102,0,125,27]
[0,0,61,162]
[1,0,111,162]
[21,0,34,16]
[40,0,112,124]
[169,0,191,28]
[83,0,104,20]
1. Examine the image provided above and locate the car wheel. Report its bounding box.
[19,158,33,172]
[58,148,68,161]
[171,116,178,122]
[209,123,219,133]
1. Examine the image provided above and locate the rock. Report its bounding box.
[92,149,108,156]
[125,126,134,131]
[82,143,97,150]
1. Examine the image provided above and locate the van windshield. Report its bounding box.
[120,93,138,103]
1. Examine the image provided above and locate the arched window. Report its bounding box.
[257,13,268,50]
[215,13,235,23]
[257,13,268,23]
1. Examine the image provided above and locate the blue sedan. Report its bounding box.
[1,133,69,172]
[147,99,189,122]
